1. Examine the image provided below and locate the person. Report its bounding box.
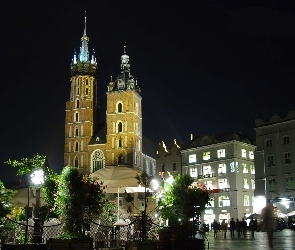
[240,218,247,237]
[229,218,235,238]
[235,218,241,237]
[212,219,218,238]
[261,201,276,247]
[249,218,256,237]
[221,219,228,239]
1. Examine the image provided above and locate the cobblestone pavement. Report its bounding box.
[203,229,295,250]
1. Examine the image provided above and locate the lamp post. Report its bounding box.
[30,169,45,243]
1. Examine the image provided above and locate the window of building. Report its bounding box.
[285,175,294,191]
[267,155,275,166]
[217,149,225,158]
[266,139,272,147]
[189,154,196,163]
[236,162,239,172]
[74,156,79,168]
[135,103,138,115]
[91,150,105,173]
[85,88,89,95]
[241,149,247,158]
[75,127,79,137]
[218,163,226,174]
[242,163,248,173]
[244,195,250,206]
[75,141,79,152]
[118,103,123,113]
[269,177,276,192]
[172,162,177,171]
[161,164,165,172]
[76,99,80,109]
[205,180,212,190]
[203,165,211,176]
[249,151,254,159]
[206,197,214,207]
[75,112,79,122]
[219,196,230,207]
[282,136,290,144]
[243,178,249,189]
[284,152,291,164]
[230,162,235,172]
[118,138,122,148]
[251,179,255,189]
[218,179,228,189]
[250,165,255,174]
[190,167,197,177]
[118,154,123,165]
[203,151,210,161]
[118,122,123,133]
[77,81,80,95]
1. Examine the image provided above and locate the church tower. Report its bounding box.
[64,14,98,172]
[105,44,142,168]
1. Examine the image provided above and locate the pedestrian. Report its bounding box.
[230,218,235,238]
[240,218,247,237]
[261,201,276,247]
[221,219,228,239]
[249,218,255,237]
[212,219,218,238]
[235,218,241,237]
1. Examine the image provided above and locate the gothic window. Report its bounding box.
[75,112,79,122]
[77,80,80,95]
[91,150,105,173]
[118,138,122,148]
[76,99,80,109]
[118,103,123,113]
[75,141,79,152]
[86,79,88,85]
[118,122,123,133]
[85,88,89,95]
[74,156,79,168]
[75,127,79,137]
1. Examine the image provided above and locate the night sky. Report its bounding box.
[1,1,295,183]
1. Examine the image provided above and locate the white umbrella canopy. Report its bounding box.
[10,187,45,207]
[89,166,143,193]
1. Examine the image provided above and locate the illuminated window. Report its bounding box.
[217,149,225,158]
[172,162,177,171]
[205,180,212,190]
[219,196,230,207]
[203,152,210,161]
[230,162,235,172]
[241,149,247,158]
[218,163,226,174]
[118,122,123,133]
[251,179,255,189]
[284,152,291,164]
[243,178,249,189]
[244,195,250,206]
[285,175,294,191]
[189,154,196,163]
[242,163,248,173]
[269,177,276,192]
[218,179,228,189]
[118,103,123,113]
[282,136,290,144]
[190,167,198,177]
[266,139,272,147]
[203,165,211,175]
[249,151,254,159]
[236,162,239,172]
[250,165,255,174]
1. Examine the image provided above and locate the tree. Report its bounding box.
[0,181,14,219]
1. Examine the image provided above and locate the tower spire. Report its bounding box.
[79,11,89,62]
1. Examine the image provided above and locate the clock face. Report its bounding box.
[117,79,125,89]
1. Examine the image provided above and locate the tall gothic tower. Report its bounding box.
[64,16,145,175]
[64,14,98,172]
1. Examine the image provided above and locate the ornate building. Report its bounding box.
[64,16,156,175]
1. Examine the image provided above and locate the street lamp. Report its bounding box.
[30,169,45,243]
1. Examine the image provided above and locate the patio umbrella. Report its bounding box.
[10,187,45,207]
[89,166,143,193]
[247,213,260,219]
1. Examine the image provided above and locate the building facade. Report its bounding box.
[64,16,156,175]
[254,111,295,215]
[158,134,256,225]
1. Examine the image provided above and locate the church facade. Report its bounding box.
[64,16,156,175]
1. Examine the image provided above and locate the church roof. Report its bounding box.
[88,123,107,145]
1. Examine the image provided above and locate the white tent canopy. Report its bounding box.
[10,188,45,207]
[89,166,144,193]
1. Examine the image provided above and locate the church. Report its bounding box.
[63,16,156,177]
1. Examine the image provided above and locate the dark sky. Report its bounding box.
[1,1,295,183]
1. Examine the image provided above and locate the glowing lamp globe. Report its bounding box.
[30,169,45,186]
